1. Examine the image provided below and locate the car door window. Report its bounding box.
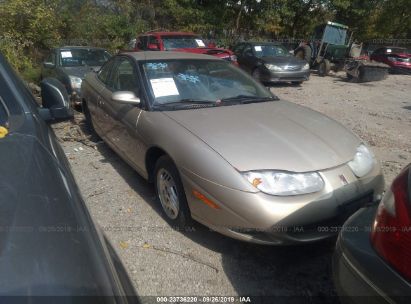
[45,53,56,65]
[242,45,254,57]
[139,36,148,50]
[110,58,139,94]
[98,59,115,85]
[232,44,245,55]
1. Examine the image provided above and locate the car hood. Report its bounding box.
[163,101,361,172]
[261,56,306,66]
[62,66,101,79]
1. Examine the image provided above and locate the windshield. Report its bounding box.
[60,49,111,67]
[161,36,206,50]
[253,44,290,57]
[323,25,347,45]
[142,59,274,109]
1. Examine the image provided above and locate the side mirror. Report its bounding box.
[43,62,55,69]
[147,43,160,51]
[112,91,141,105]
[39,78,73,121]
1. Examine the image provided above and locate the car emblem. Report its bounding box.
[339,174,348,185]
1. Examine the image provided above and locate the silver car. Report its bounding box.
[81,51,384,245]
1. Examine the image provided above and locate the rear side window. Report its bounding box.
[138,36,148,50]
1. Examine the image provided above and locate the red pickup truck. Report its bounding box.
[134,31,238,65]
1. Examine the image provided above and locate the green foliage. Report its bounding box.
[0,0,409,81]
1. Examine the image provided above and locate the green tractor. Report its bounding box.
[295,21,388,82]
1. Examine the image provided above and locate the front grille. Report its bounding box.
[283,65,302,71]
[286,191,374,239]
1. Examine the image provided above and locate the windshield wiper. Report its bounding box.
[221,95,278,104]
[152,99,218,110]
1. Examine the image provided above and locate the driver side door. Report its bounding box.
[99,56,146,173]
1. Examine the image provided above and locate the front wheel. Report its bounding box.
[154,155,192,229]
[318,59,330,77]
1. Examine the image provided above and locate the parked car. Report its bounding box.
[333,164,411,303]
[0,52,138,301]
[231,41,310,84]
[370,46,411,74]
[134,31,238,65]
[81,51,384,245]
[41,46,112,107]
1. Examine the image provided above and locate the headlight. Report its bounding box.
[265,64,283,71]
[348,144,375,178]
[69,75,82,90]
[242,171,324,196]
[302,63,310,70]
[230,55,237,62]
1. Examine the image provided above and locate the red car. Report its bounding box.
[370,46,411,74]
[134,31,238,65]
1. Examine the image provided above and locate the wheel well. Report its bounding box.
[145,147,167,182]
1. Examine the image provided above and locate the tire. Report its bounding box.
[82,100,99,138]
[318,59,330,77]
[294,45,312,63]
[154,155,192,230]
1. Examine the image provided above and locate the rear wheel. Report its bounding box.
[154,155,192,229]
[318,59,331,77]
[82,100,100,138]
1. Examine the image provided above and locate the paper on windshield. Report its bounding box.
[254,46,262,52]
[61,51,72,58]
[195,39,206,47]
[150,78,179,98]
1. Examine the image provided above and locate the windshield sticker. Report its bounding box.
[150,78,179,98]
[61,51,73,58]
[195,39,206,47]
[177,73,200,84]
[146,63,168,70]
[254,46,262,52]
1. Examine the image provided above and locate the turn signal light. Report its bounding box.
[192,190,220,209]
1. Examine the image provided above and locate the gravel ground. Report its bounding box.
[52,73,410,303]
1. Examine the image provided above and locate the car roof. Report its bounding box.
[57,46,107,50]
[123,51,220,61]
[245,41,283,46]
[141,32,197,36]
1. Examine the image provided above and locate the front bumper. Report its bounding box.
[181,163,384,245]
[333,206,411,303]
[260,68,310,83]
